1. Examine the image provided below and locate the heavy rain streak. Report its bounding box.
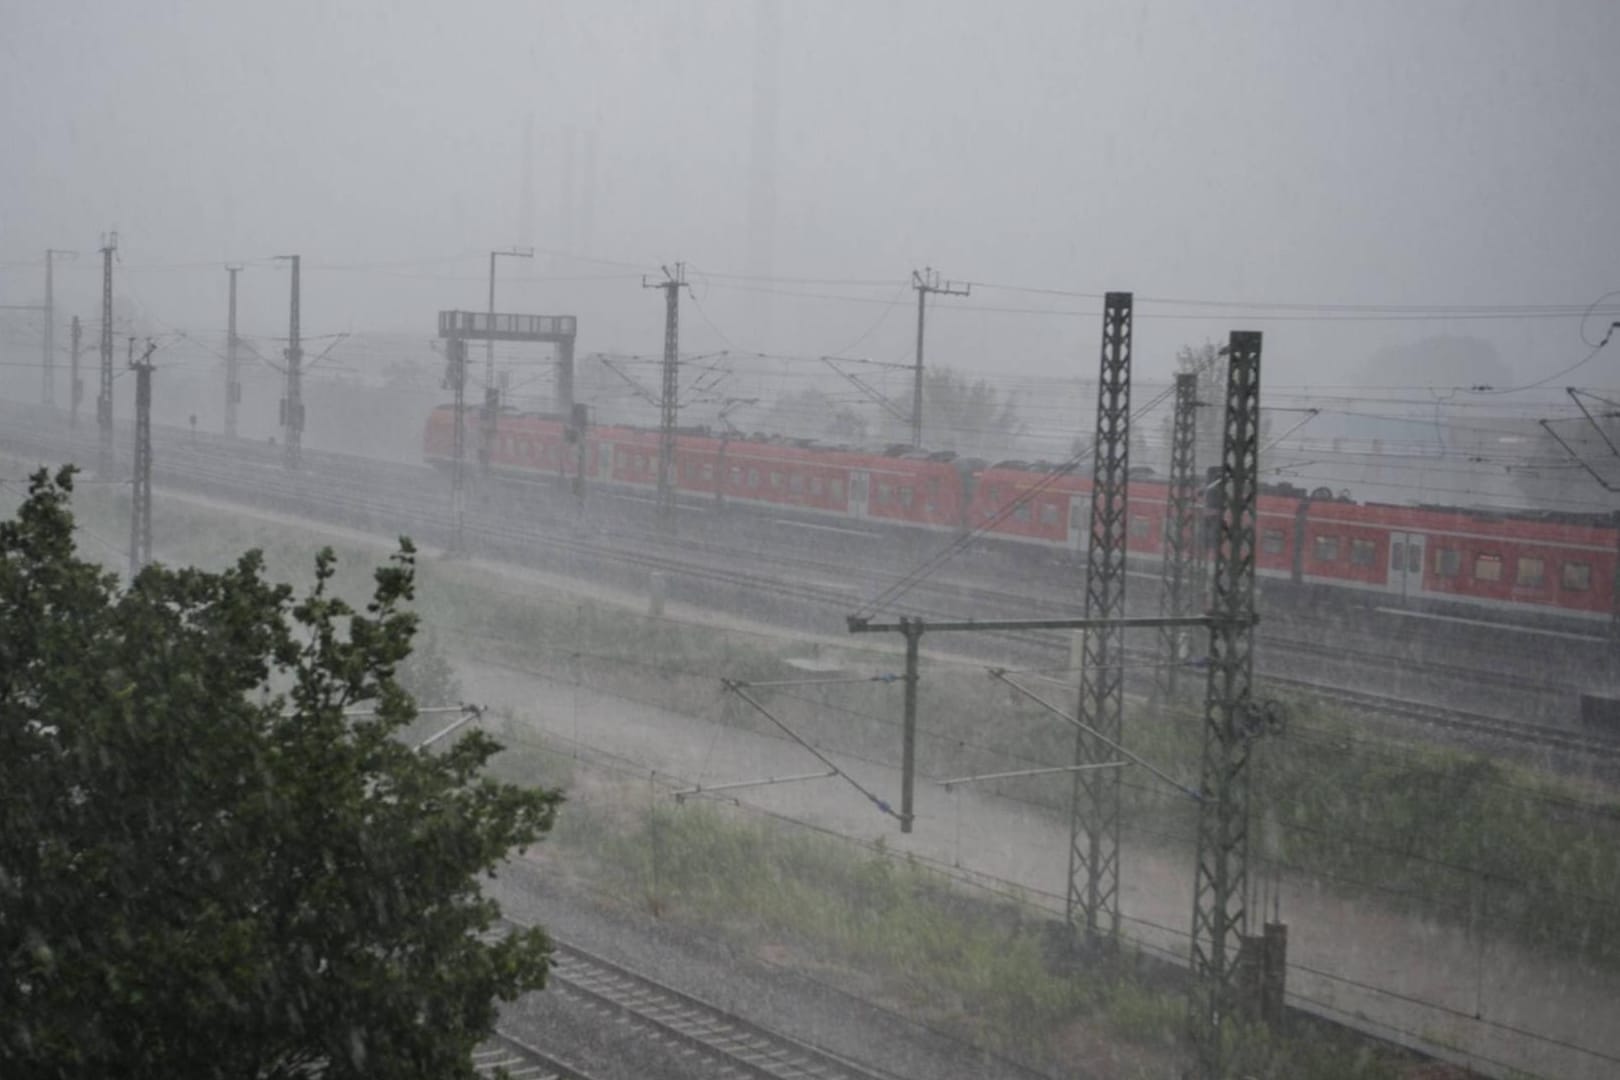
[4,2,1620,1078]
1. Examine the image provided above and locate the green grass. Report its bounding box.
[549,793,1406,1078]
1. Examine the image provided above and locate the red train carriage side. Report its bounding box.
[1301,502,1614,620]
[425,405,1618,625]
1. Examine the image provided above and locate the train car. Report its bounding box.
[423,405,1618,626]
[1299,500,1615,621]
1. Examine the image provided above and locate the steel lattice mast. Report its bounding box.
[1066,290,1132,939]
[1158,372,1200,698]
[1188,330,1264,1078]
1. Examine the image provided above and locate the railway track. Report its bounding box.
[1260,675,1620,759]
[474,1030,598,1080]
[4,408,1616,764]
[495,920,904,1080]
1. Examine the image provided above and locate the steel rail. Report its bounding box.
[492,921,904,1080]
[475,1029,599,1080]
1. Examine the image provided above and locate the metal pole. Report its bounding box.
[571,402,589,508]
[1189,330,1264,1079]
[483,252,497,477]
[98,233,117,477]
[42,250,54,406]
[1159,372,1199,698]
[1067,291,1133,941]
[449,335,467,552]
[487,250,497,389]
[909,268,971,449]
[912,278,927,450]
[225,265,241,438]
[556,333,575,416]
[69,316,82,429]
[278,255,302,469]
[900,617,922,834]
[484,248,533,477]
[128,339,155,578]
[645,263,685,524]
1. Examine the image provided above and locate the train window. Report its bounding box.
[702,464,715,482]
[899,486,914,508]
[747,468,760,488]
[789,473,804,494]
[1313,535,1340,562]
[1014,503,1031,522]
[878,482,892,503]
[1350,539,1376,567]
[1262,529,1285,555]
[1473,553,1502,583]
[1515,556,1545,588]
[928,477,941,498]
[730,466,742,487]
[1390,540,1404,569]
[770,471,783,488]
[1563,561,1591,591]
[1040,504,1059,526]
[1129,515,1151,539]
[830,478,844,500]
[1434,548,1460,577]
[810,476,823,496]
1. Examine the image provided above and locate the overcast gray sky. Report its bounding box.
[3,0,1618,388]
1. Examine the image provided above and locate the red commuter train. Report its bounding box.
[425,406,1618,626]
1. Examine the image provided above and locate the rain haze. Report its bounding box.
[4,3,1620,1080]
[3,0,1618,379]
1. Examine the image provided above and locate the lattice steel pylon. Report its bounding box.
[1066,291,1132,939]
[1158,373,1199,699]
[1188,330,1263,1078]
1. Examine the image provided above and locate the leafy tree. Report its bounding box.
[0,468,559,1079]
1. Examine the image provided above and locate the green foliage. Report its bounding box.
[0,468,561,1080]
[1262,700,1620,962]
